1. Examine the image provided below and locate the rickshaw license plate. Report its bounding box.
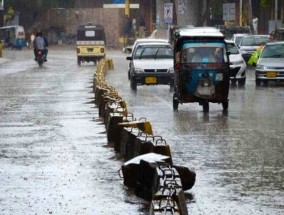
[267,71,277,78]
[145,77,157,84]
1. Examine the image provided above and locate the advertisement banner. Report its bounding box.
[164,3,173,24]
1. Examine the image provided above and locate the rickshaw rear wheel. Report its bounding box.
[173,94,179,110]
[202,102,209,113]
[222,101,229,111]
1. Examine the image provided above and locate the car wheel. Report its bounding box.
[173,93,179,110]
[222,101,229,111]
[238,78,246,87]
[203,102,209,113]
[77,57,81,66]
[170,81,174,91]
[130,78,137,91]
[231,80,237,87]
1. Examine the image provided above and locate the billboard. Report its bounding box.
[113,0,125,3]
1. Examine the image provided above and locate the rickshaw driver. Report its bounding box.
[192,47,216,63]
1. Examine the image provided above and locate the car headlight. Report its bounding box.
[168,68,174,73]
[256,64,266,70]
[134,68,144,73]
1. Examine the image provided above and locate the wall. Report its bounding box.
[41,8,125,48]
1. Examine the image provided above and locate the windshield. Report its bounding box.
[240,36,269,46]
[77,29,105,41]
[261,44,284,58]
[134,45,173,59]
[180,42,227,63]
[235,36,243,46]
[226,43,239,54]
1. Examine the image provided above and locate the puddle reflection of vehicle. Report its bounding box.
[172,27,230,113]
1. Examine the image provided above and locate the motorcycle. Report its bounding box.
[35,49,46,67]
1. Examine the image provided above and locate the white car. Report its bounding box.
[255,41,284,86]
[123,38,169,54]
[231,33,248,46]
[126,38,169,80]
[226,40,247,87]
[126,42,174,90]
[238,35,270,63]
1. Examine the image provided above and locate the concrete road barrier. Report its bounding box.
[93,59,194,215]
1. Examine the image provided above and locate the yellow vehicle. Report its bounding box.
[76,23,106,66]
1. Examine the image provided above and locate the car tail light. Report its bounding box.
[100,48,105,53]
[77,48,80,54]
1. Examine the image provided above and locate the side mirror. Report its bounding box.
[226,51,231,56]
[126,56,132,61]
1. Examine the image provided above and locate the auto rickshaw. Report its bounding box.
[172,27,230,112]
[76,23,106,66]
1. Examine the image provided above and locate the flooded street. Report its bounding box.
[0,46,284,215]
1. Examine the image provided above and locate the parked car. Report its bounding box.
[255,41,284,86]
[231,33,248,46]
[226,40,247,87]
[126,38,169,80]
[238,35,270,63]
[126,42,174,91]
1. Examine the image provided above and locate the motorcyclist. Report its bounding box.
[33,32,48,61]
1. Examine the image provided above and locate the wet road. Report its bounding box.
[0,47,146,215]
[0,47,284,215]
[108,51,284,214]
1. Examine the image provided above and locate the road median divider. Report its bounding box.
[93,59,195,215]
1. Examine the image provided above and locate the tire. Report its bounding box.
[170,81,175,91]
[238,78,246,87]
[173,93,179,110]
[231,80,237,87]
[203,102,209,113]
[222,101,229,111]
[255,78,261,86]
[128,70,130,80]
[130,78,137,91]
[77,57,81,66]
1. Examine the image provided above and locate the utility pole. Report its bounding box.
[239,0,242,26]
[275,0,278,30]
[125,0,130,16]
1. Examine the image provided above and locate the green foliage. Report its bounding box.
[261,0,272,7]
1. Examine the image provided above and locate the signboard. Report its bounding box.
[223,3,235,21]
[113,0,125,3]
[178,0,186,15]
[164,3,173,24]
[0,0,4,11]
